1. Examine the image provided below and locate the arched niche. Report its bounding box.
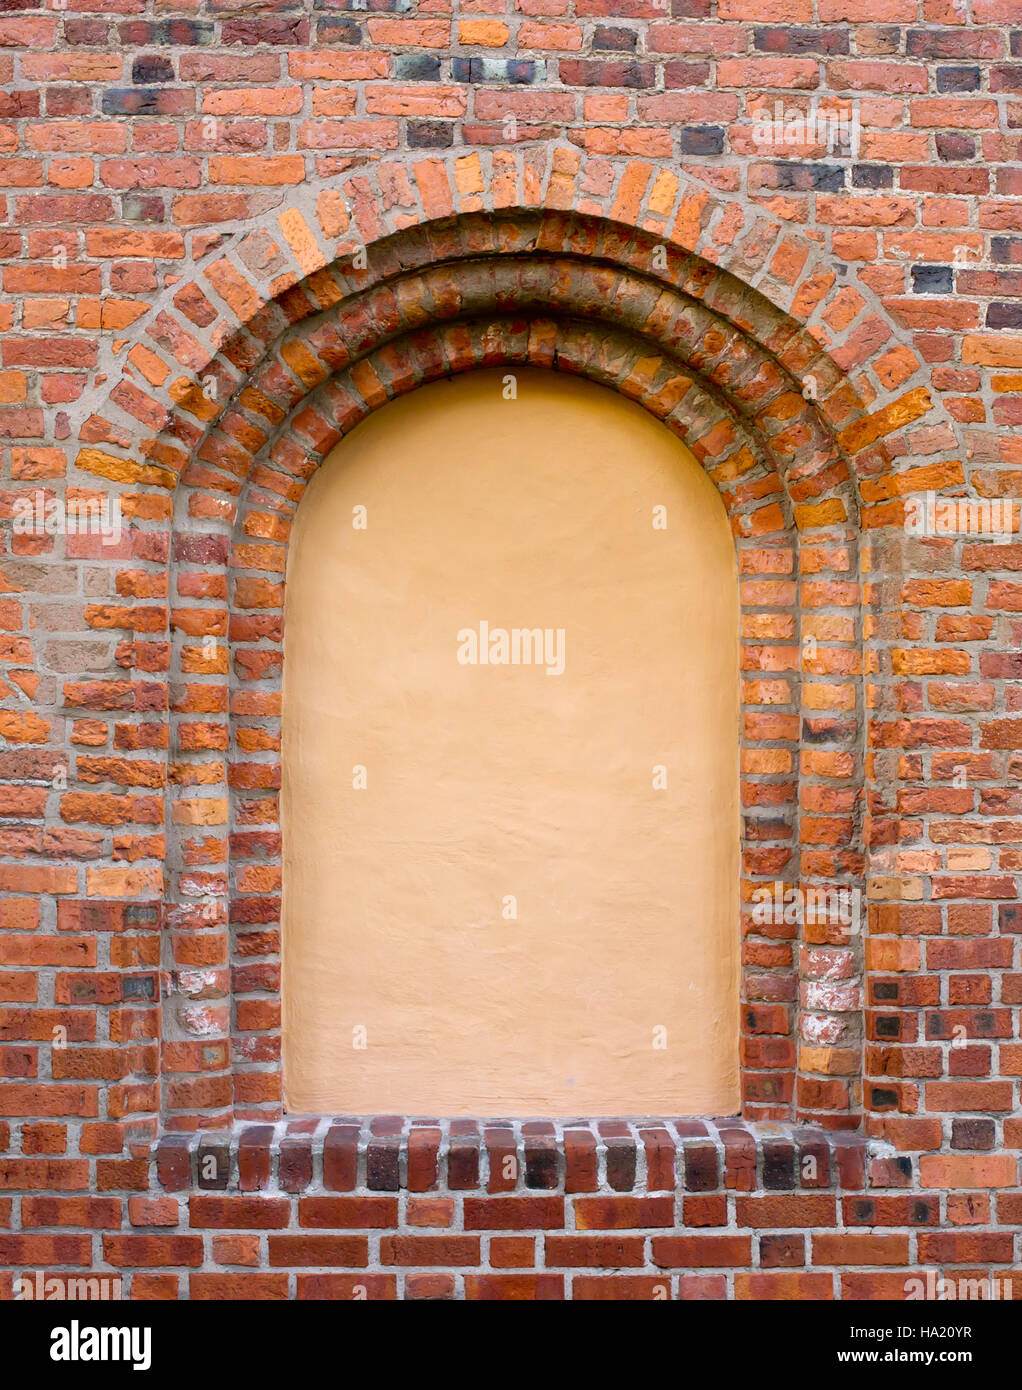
[282,367,740,1116]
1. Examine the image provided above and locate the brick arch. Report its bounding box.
[74,149,955,508]
[69,150,959,1137]
[75,147,951,477]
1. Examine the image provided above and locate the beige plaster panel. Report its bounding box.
[282,368,740,1116]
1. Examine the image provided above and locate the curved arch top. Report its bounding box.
[283,367,742,1118]
[75,146,950,514]
[63,148,961,1135]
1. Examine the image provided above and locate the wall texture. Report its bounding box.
[0,0,1020,1301]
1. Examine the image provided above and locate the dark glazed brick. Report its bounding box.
[407,121,454,149]
[754,27,849,54]
[951,1118,995,1150]
[853,165,894,189]
[593,27,637,52]
[907,28,981,56]
[366,1136,400,1191]
[680,127,724,156]
[447,1136,480,1190]
[132,56,175,85]
[802,716,856,743]
[604,1137,636,1193]
[394,54,441,82]
[912,265,954,294]
[524,1136,559,1190]
[683,1142,719,1192]
[936,66,981,92]
[762,1139,796,1190]
[988,303,1022,330]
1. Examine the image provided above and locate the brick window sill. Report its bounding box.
[153,1117,868,1198]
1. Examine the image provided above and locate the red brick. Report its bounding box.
[267,1235,368,1266]
[652,1235,752,1267]
[463,1197,564,1230]
[489,1236,535,1267]
[464,1274,564,1300]
[573,1276,672,1300]
[574,1196,674,1229]
[190,1273,288,1299]
[298,1197,399,1229]
[103,1235,203,1267]
[545,1235,646,1267]
[296,1273,397,1299]
[380,1236,479,1266]
[189,1196,290,1229]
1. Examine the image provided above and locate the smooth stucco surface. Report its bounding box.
[282,368,740,1115]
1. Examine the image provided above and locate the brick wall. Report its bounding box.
[1,0,1021,1301]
